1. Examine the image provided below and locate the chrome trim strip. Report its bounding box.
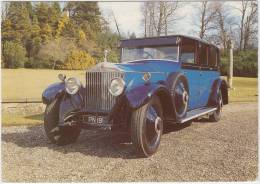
[124,59,179,63]
[180,107,217,123]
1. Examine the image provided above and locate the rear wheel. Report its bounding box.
[172,76,189,121]
[44,99,81,145]
[209,90,223,122]
[131,95,163,157]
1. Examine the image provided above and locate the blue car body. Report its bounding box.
[42,35,228,128]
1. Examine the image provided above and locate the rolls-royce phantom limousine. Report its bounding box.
[42,35,228,157]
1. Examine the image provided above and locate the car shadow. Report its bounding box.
[24,113,43,121]
[2,125,140,159]
[2,118,210,159]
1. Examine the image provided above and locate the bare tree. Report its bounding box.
[112,11,121,38]
[1,2,10,20]
[193,1,217,39]
[234,0,258,50]
[243,1,257,50]
[209,2,236,52]
[141,1,181,37]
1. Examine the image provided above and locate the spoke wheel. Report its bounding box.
[173,78,189,120]
[209,90,223,122]
[145,106,163,149]
[131,95,163,157]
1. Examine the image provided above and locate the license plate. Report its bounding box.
[84,115,105,124]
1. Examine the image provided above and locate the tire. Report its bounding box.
[44,98,81,146]
[209,90,223,122]
[171,75,189,121]
[131,95,163,157]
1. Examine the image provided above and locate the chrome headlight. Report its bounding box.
[109,78,125,96]
[65,77,81,95]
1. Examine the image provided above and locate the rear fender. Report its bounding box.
[208,79,228,106]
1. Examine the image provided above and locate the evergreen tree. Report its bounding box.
[65,2,102,38]
[2,2,31,44]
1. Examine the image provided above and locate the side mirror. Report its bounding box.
[58,73,66,82]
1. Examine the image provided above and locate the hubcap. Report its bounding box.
[146,106,162,145]
[155,117,162,134]
[174,81,188,116]
[216,92,223,114]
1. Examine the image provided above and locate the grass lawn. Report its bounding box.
[223,76,258,102]
[2,68,86,101]
[1,69,258,126]
[2,113,43,126]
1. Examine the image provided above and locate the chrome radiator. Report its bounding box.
[85,71,124,112]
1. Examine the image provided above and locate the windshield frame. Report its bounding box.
[120,45,180,63]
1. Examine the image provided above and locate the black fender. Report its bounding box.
[42,82,65,105]
[58,91,84,125]
[42,82,84,124]
[125,83,172,110]
[208,78,229,106]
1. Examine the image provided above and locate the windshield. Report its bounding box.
[121,46,178,62]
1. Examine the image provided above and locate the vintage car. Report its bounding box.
[42,35,228,157]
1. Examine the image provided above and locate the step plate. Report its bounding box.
[179,107,217,123]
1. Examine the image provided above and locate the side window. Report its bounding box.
[198,44,208,66]
[209,47,217,67]
[180,44,196,64]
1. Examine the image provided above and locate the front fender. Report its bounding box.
[125,83,171,109]
[42,82,65,105]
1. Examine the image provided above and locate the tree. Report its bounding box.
[2,2,31,44]
[65,2,102,36]
[2,41,28,68]
[36,38,76,69]
[234,0,258,50]
[209,2,236,54]
[141,1,181,37]
[242,1,257,50]
[41,23,52,43]
[192,1,217,39]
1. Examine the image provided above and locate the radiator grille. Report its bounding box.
[85,71,124,112]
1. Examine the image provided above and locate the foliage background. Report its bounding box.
[1,1,258,77]
[1,2,121,70]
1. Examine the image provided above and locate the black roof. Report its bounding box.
[120,34,218,49]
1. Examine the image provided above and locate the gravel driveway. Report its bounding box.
[2,102,258,182]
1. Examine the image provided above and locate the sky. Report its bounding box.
[98,1,242,38]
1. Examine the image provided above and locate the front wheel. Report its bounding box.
[44,98,81,145]
[131,95,163,157]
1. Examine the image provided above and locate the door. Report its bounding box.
[198,45,220,107]
[180,42,201,110]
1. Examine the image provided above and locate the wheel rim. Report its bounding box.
[174,81,188,116]
[145,105,163,147]
[216,91,223,115]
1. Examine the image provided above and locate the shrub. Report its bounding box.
[220,50,258,77]
[63,50,96,70]
[2,41,28,68]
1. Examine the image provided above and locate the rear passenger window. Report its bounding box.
[180,44,195,64]
[198,44,208,66]
[209,47,217,67]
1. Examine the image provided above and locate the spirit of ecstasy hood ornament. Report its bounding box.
[104,49,108,63]
[88,49,121,72]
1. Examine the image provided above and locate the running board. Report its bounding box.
[179,107,217,124]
